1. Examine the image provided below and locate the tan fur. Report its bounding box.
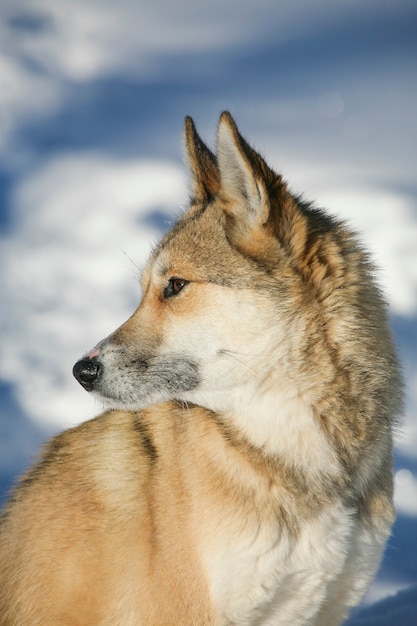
[0,113,402,625]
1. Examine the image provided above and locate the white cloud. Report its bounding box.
[0,0,321,151]
[0,153,187,428]
[395,469,417,517]
[395,368,417,461]
[2,0,412,155]
[348,585,417,625]
[2,0,364,83]
[0,54,62,153]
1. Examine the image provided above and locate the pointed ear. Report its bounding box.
[216,111,271,228]
[184,116,219,203]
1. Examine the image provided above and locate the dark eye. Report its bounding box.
[164,277,189,299]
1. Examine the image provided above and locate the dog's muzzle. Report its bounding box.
[73,358,100,391]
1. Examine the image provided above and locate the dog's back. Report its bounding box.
[0,113,402,625]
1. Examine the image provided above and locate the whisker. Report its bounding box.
[219,349,258,375]
[120,248,143,279]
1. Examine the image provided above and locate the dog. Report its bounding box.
[0,112,402,625]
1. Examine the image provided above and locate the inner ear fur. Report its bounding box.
[216,112,305,257]
[184,116,219,203]
[216,112,272,228]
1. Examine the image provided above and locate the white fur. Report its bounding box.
[201,499,360,625]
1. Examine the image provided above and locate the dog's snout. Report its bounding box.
[73,358,100,391]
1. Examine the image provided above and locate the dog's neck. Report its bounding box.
[188,383,340,480]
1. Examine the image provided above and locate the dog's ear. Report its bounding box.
[216,112,307,263]
[184,116,219,203]
[216,111,272,229]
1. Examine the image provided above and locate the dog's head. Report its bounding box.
[72,113,363,414]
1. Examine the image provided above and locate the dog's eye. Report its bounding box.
[164,278,189,299]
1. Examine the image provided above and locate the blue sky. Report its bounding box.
[0,0,416,621]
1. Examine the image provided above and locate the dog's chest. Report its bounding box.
[200,500,352,625]
[203,523,287,624]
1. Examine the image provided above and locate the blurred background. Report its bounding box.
[0,0,416,622]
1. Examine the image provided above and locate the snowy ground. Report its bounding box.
[0,1,416,622]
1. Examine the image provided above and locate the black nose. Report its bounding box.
[73,358,100,391]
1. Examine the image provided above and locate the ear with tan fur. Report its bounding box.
[184,116,219,203]
[216,111,272,229]
[216,112,308,264]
